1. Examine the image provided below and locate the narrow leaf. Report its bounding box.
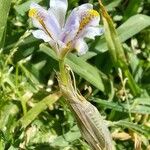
[98,0,141,96]
[118,14,150,42]
[18,92,61,128]
[93,98,150,114]
[123,0,142,21]
[95,14,150,53]
[115,120,150,138]
[0,102,19,130]
[0,0,11,47]
[14,0,42,16]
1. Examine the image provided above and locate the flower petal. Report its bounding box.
[61,12,80,44]
[59,3,93,45]
[74,39,88,55]
[72,3,93,13]
[29,2,60,41]
[76,9,100,37]
[79,27,104,40]
[49,0,68,27]
[66,4,102,40]
[32,30,59,53]
[32,30,52,42]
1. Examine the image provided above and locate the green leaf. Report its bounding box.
[123,0,142,21]
[105,0,121,12]
[98,1,142,96]
[0,101,19,130]
[0,0,11,47]
[28,125,82,148]
[40,44,107,92]
[95,14,150,52]
[118,14,150,42]
[134,98,150,106]
[93,98,150,114]
[0,101,19,144]
[14,0,42,16]
[18,92,61,128]
[51,125,81,147]
[115,120,150,138]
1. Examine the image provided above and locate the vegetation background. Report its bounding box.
[0,0,150,149]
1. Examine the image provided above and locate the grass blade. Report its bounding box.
[123,0,142,21]
[115,120,150,138]
[18,92,61,128]
[95,14,150,53]
[93,98,150,114]
[0,0,11,47]
[98,0,141,96]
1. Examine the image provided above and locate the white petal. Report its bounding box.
[32,30,52,42]
[29,2,60,41]
[30,2,47,14]
[49,0,68,27]
[73,3,93,13]
[74,39,88,55]
[75,9,102,40]
[44,11,61,40]
[30,2,39,9]
[60,3,93,44]
[30,2,46,29]
[32,18,43,29]
[61,12,80,43]
[80,27,104,40]
[32,30,58,53]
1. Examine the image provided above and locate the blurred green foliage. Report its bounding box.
[0,0,150,149]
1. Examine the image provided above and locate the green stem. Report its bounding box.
[124,69,141,96]
[17,91,27,115]
[21,99,27,115]
[59,58,68,85]
[15,63,19,87]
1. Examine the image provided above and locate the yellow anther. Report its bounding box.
[28,8,37,17]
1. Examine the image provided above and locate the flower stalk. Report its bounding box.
[59,58,68,85]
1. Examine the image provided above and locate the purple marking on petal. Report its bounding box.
[61,34,67,43]
[44,14,61,40]
[61,18,76,43]
[60,10,80,43]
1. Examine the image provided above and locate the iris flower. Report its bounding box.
[29,0,103,58]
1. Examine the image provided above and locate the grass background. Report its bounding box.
[0,0,150,149]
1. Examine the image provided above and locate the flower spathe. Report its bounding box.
[29,0,103,58]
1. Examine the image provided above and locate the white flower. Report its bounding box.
[29,0,103,58]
